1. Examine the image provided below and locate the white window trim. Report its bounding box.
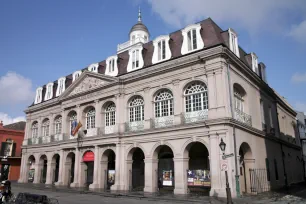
[56,77,66,97]
[34,87,43,104]
[251,52,259,75]
[44,82,54,101]
[73,71,82,82]
[228,28,240,57]
[105,55,118,77]
[88,63,99,73]
[127,45,144,73]
[152,35,172,64]
[181,24,204,55]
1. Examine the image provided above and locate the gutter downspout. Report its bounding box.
[226,60,240,197]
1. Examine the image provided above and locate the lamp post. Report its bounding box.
[219,138,233,204]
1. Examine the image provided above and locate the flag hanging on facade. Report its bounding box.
[72,121,82,136]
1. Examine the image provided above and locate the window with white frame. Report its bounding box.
[44,83,54,101]
[42,119,50,137]
[260,100,265,125]
[73,71,82,81]
[181,24,204,55]
[88,63,98,73]
[129,97,144,122]
[152,35,171,64]
[154,90,173,117]
[228,28,240,57]
[234,89,244,112]
[54,116,62,135]
[158,40,166,61]
[269,107,273,128]
[34,87,43,104]
[187,29,197,51]
[69,112,77,135]
[132,49,140,69]
[109,59,115,72]
[251,53,259,74]
[32,122,38,138]
[105,103,116,126]
[86,108,96,129]
[105,56,118,76]
[184,82,208,112]
[56,77,66,96]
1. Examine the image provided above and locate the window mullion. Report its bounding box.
[201,93,204,110]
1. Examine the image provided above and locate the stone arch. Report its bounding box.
[102,100,116,110]
[150,141,176,159]
[182,79,208,91]
[151,87,174,100]
[38,154,48,184]
[239,142,254,194]
[125,93,145,105]
[233,83,246,97]
[99,147,116,189]
[181,138,209,158]
[126,147,145,191]
[126,144,146,160]
[63,152,75,186]
[26,155,36,183]
[50,153,60,184]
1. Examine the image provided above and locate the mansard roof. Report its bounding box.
[30,17,257,107]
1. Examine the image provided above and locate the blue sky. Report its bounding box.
[0,0,305,124]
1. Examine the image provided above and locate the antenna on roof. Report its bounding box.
[138,6,142,22]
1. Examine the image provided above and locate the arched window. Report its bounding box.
[42,119,50,137]
[129,97,144,122]
[69,112,77,136]
[184,82,208,112]
[32,121,38,138]
[234,86,245,112]
[105,103,116,126]
[86,108,95,129]
[154,90,173,117]
[54,116,62,135]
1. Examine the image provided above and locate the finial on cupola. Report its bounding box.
[138,6,142,22]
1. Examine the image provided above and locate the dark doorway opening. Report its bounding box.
[107,150,115,189]
[158,145,174,193]
[132,148,145,191]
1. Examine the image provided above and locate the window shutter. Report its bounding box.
[12,143,16,157]
[0,142,6,156]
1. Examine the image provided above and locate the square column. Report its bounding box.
[89,146,99,189]
[99,161,108,189]
[33,163,42,184]
[45,161,54,185]
[18,154,26,183]
[111,143,125,191]
[70,149,80,187]
[174,158,189,194]
[144,158,158,193]
[55,150,64,186]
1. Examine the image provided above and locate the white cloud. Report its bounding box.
[0,72,34,105]
[145,0,306,36]
[0,112,25,125]
[295,102,306,115]
[288,20,306,44]
[291,73,306,83]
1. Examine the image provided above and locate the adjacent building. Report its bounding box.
[296,111,306,177]
[0,121,25,181]
[18,10,304,197]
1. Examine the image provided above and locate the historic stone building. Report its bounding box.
[18,10,304,197]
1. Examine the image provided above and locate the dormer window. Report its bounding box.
[251,53,259,75]
[56,77,66,97]
[88,63,98,73]
[152,35,172,64]
[44,82,54,101]
[105,56,118,76]
[73,71,82,82]
[127,46,144,72]
[229,28,240,57]
[181,24,204,55]
[132,50,140,69]
[260,63,267,82]
[34,87,43,104]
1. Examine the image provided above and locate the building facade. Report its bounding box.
[0,121,25,181]
[18,12,304,197]
[296,111,306,177]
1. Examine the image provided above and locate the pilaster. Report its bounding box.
[144,158,158,193]
[173,157,189,194]
[89,146,99,189]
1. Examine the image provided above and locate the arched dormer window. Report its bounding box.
[184,82,208,112]
[105,56,118,76]
[129,96,144,122]
[154,90,173,118]
[54,116,62,135]
[251,52,259,75]
[42,119,50,137]
[88,63,99,73]
[152,35,172,64]
[73,71,82,82]
[31,121,38,138]
[34,87,43,104]
[44,82,54,101]
[181,24,204,55]
[127,46,144,72]
[86,108,95,129]
[228,28,240,57]
[56,77,66,97]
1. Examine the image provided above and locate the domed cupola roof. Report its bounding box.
[129,8,150,36]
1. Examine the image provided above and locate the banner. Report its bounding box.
[187,170,211,187]
[108,170,115,184]
[72,121,82,136]
[162,170,173,186]
[83,151,94,162]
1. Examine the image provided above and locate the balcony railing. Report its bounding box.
[183,110,208,124]
[104,125,116,134]
[125,121,144,132]
[152,115,174,129]
[234,108,252,126]
[117,37,147,53]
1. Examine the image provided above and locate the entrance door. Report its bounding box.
[86,162,94,185]
[1,164,10,180]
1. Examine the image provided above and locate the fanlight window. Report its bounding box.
[69,112,77,136]
[184,82,208,112]
[129,97,144,122]
[31,122,38,138]
[154,90,173,117]
[234,88,244,112]
[42,119,50,137]
[86,108,96,129]
[105,103,116,126]
[54,116,62,135]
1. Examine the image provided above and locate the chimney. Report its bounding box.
[0,121,3,128]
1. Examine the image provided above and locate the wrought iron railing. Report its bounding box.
[104,125,116,134]
[234,108,252,126]
[125,121,144,132]
[183,110,208,124]
[249,168,271,194]
[152,115,174,128]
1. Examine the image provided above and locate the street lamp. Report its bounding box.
[219,138,233,204]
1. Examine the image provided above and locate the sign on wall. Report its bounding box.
[83,151,94,162]
[162,170,173,186]
[108,170,115,185]
[187,170,211,187]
